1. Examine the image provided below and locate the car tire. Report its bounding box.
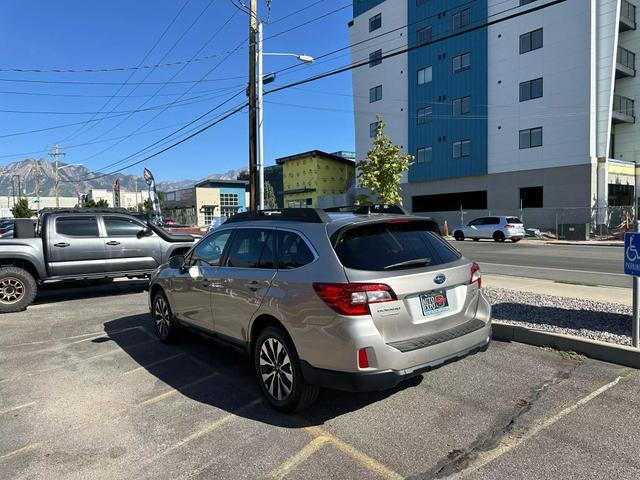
[254,326,319,412]
[0,266,37,314]
[493,231,505,242]
[511,238,521,243]
[152,291,181,344]
[454,231,465,241]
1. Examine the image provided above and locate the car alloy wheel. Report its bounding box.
[154,295,171,339]
[259,337,294,401]
[0,277,25,305]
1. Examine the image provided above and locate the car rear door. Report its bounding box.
[47,215,106,276]
[101,215,160,272]
[211,228,276,342]
[170,229,234,332]
[333,220,480,344]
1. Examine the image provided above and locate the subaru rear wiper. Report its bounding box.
[383,258,431,270]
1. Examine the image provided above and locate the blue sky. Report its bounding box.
[0,0,355,182]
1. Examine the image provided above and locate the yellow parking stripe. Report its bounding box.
[0,401,36,415]
[0,443,41,461]
[122,353,184,376]
[138,372,219,407]
[305,426,403,480]
[266,436,330,480]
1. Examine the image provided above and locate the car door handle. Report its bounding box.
[54,242,70,248]
[106,241,121,246]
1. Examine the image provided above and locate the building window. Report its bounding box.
[369,49,382,67]
[417,66,432,85]
[519,78,543,101]
[452,52,471,73]
[416,146,432,163]
[520,186,543,208]
[519,127,543,148]
[417,106,432,124]
[417,26,432,46]
[369,85,382,103]
[370,121,380,137]
[219,192,239,217]
[369,13,382,32]
[453,8,471,31]
[453,139,471,158]
[202,206,216,224]
[452,96,471,115]
[520,28,543,54]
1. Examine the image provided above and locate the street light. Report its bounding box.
[257,21,313,210]
[55,163,83,208]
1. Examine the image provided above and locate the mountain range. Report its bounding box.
[0,159,246,197]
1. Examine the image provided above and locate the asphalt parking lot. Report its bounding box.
[2,281,640,480]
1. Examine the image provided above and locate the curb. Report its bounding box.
[543,241,623,247]
[492,322,640,369]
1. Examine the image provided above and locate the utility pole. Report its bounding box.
[257,21,265,210]
[49,144,66,208]
[248,0,258,211]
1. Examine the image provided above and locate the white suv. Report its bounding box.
[453,216,525,243]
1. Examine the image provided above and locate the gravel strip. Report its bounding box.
[484,287,633,346]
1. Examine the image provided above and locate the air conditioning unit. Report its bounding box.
[557,223,589,241]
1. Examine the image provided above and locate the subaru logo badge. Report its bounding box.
[434,274,446,285]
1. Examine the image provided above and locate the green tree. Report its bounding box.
[357,116,413,205]
[11,198,33,218]
[83,199,109,208]
[264,181,278,209]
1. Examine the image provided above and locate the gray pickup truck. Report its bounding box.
[0,208,196,313]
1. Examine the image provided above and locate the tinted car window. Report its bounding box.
[334,221,461,271]
[56,217,99,237]
[276,231,315,269]
[226,229,275,269]
[506,217,523,224]
[486,217,500,225]
[104,216,145,237]
[191,230,232,266]
[468,218,484,226]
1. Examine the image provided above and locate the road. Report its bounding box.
[452,240,628,288]
[1,282,639,479]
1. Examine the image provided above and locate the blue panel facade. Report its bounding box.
[353,0,386,17]
[219,186,247,210]
[408,0,488,183]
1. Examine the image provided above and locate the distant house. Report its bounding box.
[277,150,355,208]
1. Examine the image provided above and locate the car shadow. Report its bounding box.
[34,280,148,305]
[492,302,631,338]
[103,313,423,428]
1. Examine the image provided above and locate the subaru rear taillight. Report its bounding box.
[312,283,397,316]
[469,263,481,288]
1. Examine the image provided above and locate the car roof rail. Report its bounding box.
[323,204,408,215]
[225,208,332,224]
[39,207,132,215]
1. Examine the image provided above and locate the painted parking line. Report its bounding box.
[0,401,36,416]
[0,443,41,462]
[266,436,331,480]
[138,372,220,407]
[305,425,403,480]
[449,375,626,479]
[122,353,185,376]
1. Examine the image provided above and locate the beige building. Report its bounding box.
[87,189,146,210]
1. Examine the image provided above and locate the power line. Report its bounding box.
[0,84,244,99]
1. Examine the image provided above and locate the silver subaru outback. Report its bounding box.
[148,208,492,411]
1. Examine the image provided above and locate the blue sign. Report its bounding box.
[624,232,640,276]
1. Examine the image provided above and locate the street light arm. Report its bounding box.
[263,52,314,63]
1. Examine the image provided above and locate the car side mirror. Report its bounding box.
[169,255,185,270]
[137,226,153,238]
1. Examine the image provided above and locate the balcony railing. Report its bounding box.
[620,0,636,32]
[612,94,635,123]
[616,46,636,77]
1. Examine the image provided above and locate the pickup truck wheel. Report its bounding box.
[152,291,180,343]
[0,267,37,313]
[254,326,319,412]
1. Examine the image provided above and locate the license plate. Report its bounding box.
[420,290,450,316]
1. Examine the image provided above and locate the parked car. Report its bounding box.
[149,208,492,411]
[0,208,197,313]
[452,216,526,242]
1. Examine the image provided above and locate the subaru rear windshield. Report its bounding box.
[506,217,523,224]
[332,221,461,271]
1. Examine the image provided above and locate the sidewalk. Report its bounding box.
[483,273,631,306]
[542,240,623,247]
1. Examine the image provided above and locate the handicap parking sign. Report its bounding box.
[624,232,640,276]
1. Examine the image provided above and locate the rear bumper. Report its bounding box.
[301,334,491,392]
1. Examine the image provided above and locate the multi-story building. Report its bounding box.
[350,0,638,228]
[162,179,249,226]
[86,189,145,210]
[277,150,356,208]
